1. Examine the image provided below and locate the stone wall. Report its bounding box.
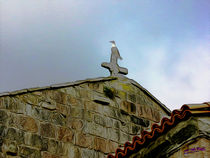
[129,116,210,158]
[170,138,209,158]
[170,116,210,158]
[0,77,169,158]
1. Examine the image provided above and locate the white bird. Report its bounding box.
[109,41,123,64]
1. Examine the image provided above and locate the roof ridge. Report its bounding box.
[0,76,171,114]
[129,78,171,115]
[0,77,116,97]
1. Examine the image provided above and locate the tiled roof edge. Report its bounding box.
[107,102,210,158]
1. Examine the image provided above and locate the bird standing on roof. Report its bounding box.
[109,41,122,65]
[101,41,128,76]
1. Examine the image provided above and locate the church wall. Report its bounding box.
[128,116,210,158]
[169,117,210,158]
[0,77,169,158]
[169,138,210,158]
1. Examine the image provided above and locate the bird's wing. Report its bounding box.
[111,47,123,60]
[116,47,122,60]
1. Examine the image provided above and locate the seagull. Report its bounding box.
[109,41,123,64]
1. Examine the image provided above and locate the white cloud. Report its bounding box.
[131,42,210,110]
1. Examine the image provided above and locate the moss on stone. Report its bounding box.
[120,83,133,92]
[103,86,115,99]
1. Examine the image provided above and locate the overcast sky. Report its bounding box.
[0,0,209,110]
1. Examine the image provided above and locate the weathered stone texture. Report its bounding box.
[4,128,24,144]
[19,146,41,158]
[170,138,210,158]
[0,77,169,157]
[56,104,70,117]
[40,123,56,138]
[75,133,93,148]
[42,152,60,158]
[94,137,108,153]
[5,97,25,114]
[129,117,210,158]
[57,127,74,143]
[107,140,119,153]
[1,140,18,156]
[68,118,84,130]
[24,133,48,150]
[0,110,8,125]
[19,116,38,133]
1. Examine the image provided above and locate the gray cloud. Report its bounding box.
[0,0,209,110]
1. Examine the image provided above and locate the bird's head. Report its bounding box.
[109,40,116,44]
[109,40,116,47]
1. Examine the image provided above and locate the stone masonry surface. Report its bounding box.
[0,77,169,158]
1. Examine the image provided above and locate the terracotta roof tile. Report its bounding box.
[107,102,210,158]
